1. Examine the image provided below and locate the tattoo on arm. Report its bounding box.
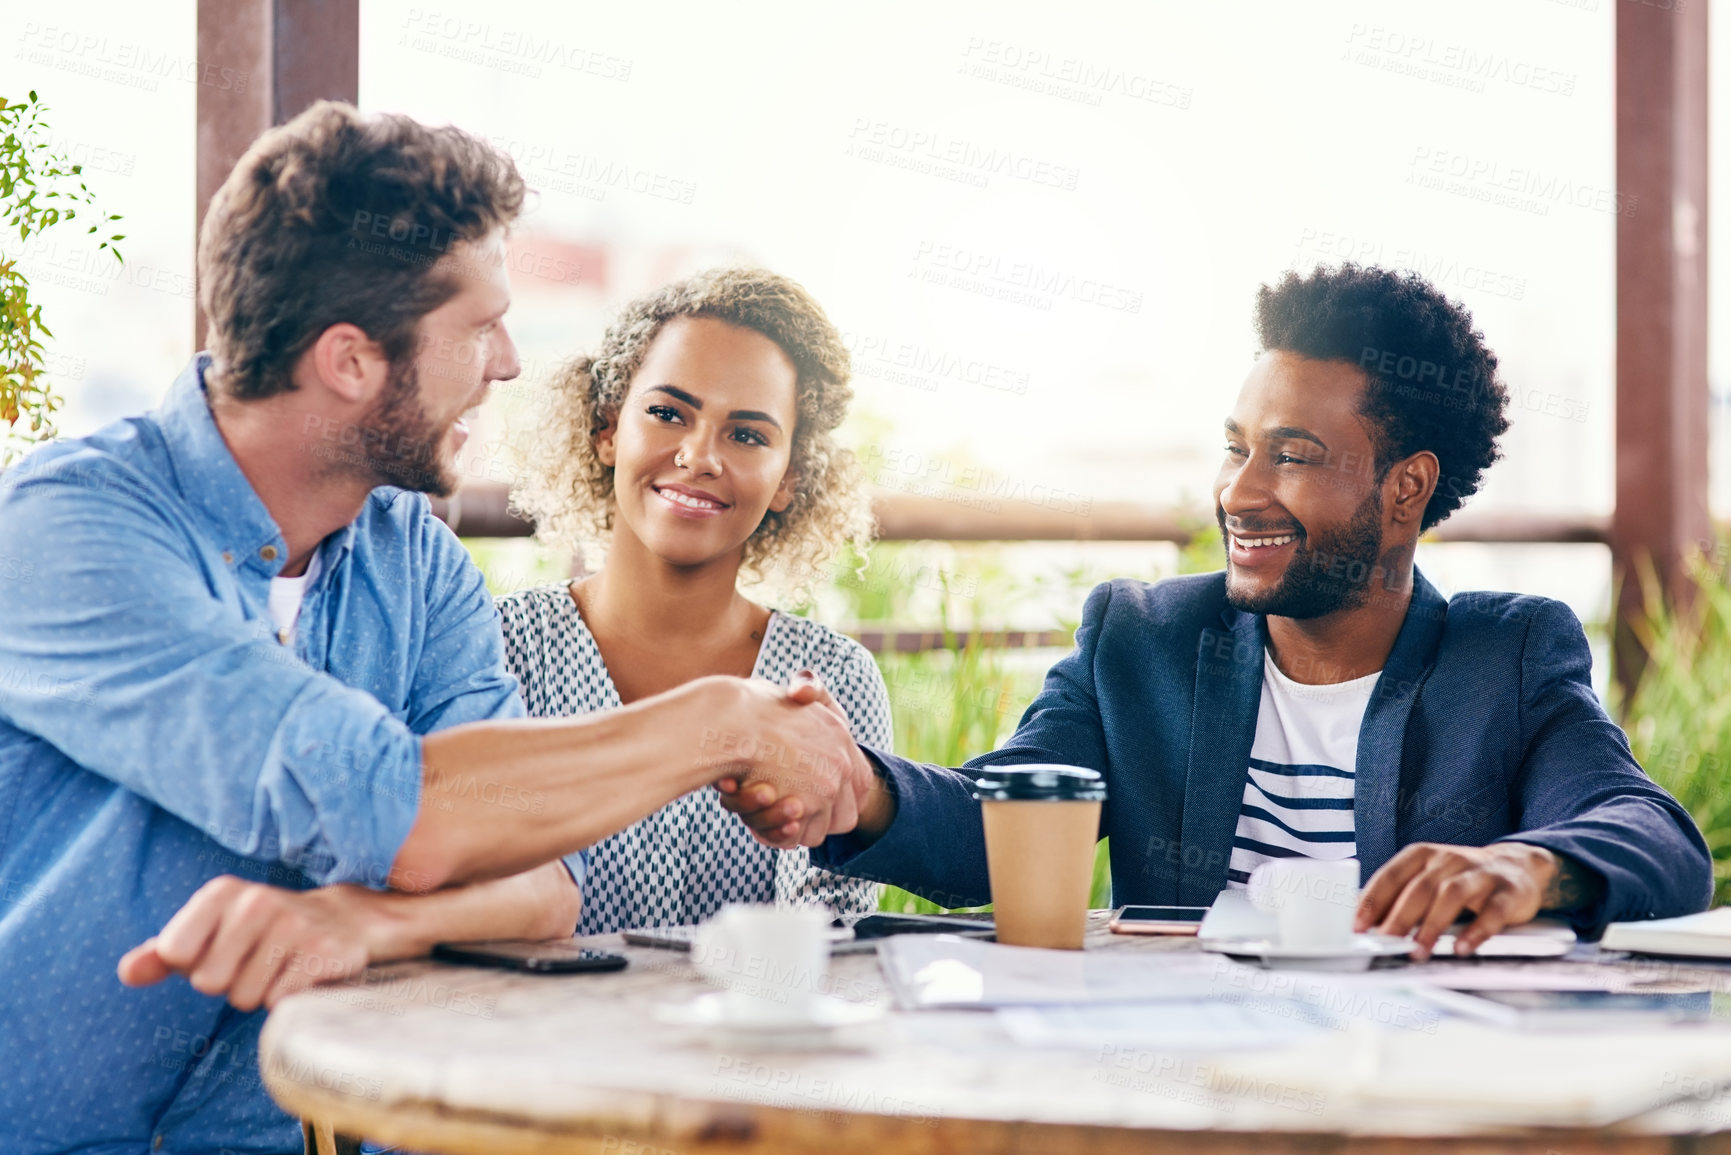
[1540,852,1606,912]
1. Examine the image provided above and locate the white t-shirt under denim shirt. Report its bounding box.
[1226,652,1379,888]
[265,550,322,647]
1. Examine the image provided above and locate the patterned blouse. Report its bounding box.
[494,584,890,934]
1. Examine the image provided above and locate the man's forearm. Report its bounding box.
[394,679,733,890]
[1538,849,1606,913]
[361,861,582,960]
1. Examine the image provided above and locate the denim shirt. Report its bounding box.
[0,355,538,1154]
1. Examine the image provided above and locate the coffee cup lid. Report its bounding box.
[972,764,1107,802]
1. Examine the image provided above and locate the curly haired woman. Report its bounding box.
[498,267,888,933]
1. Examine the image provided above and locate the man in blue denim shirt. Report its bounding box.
[0,103,873,1154]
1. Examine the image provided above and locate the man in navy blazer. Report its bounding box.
[725,264,1712,954]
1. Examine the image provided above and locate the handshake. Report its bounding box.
[115,669,891,1013]
[707,670,894,849]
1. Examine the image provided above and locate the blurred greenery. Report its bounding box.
[866,526,1219,914]
[1612,549,1731,905]
[817,540,1114,914]
[1,91,124,466]
[1178,523,1224,575]
[464,536,572,597]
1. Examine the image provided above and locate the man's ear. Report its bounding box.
[302,323,391,407]
[1389,450,1439,526]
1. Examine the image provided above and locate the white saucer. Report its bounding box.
[653,992,886,1049]
[1201,933,1415,971]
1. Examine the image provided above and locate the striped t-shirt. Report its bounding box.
[1225,652,1379,888]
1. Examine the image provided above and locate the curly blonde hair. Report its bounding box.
[511,268,874,596]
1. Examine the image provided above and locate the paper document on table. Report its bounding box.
[1407,962,1628,992]
[879,935,1234,1010]
[999,999,1337,1051]
[1406,953,1731,993]
[1206,1020,1731,1128]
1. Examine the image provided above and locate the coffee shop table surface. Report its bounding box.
[260,912,1731,1155]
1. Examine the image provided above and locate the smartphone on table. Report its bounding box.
[1108,905,1211,935]
[431,939,628,973]
[850,912,995,940]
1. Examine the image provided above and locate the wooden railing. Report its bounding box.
[435,482,1610,655]
[432,480,1610,546]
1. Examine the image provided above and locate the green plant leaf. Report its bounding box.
[0,88,126,466]
[1614,546,1731,904]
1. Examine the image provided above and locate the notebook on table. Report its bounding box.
[1600,907,1731,959]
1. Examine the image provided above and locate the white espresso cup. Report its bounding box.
[691,904,830,1024]
[1248,858,1360,950]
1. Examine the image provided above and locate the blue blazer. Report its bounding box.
[819,571,1713,935]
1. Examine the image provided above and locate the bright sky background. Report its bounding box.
[6,0,1730,646]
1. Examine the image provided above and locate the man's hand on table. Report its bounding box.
[117,861,584,1011]
[715,670,894,850]
[117,876,390,1010]
[1354,841,1603,960]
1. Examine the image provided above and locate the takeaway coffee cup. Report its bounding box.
[974,764,1107,950]
[1248,858,1361,950]
[692,904,830,1024]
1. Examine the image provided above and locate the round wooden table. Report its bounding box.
[261,913,1731,1154]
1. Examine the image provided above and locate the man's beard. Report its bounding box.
[1220,487,1387,619]
[354,360,457,497]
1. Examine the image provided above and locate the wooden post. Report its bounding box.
[1613,0,1711,701]
[194,0,358,349]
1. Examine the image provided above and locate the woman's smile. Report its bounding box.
[652,482,732,519]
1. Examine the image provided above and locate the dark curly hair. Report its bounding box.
[1254,263,1509,531]
[199,100,526,401]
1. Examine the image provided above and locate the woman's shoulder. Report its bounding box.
[494,583,597,667]
[493,582,615,716]
[762,613,880,683]
[762,613,891,746]
[494,582,580,633]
